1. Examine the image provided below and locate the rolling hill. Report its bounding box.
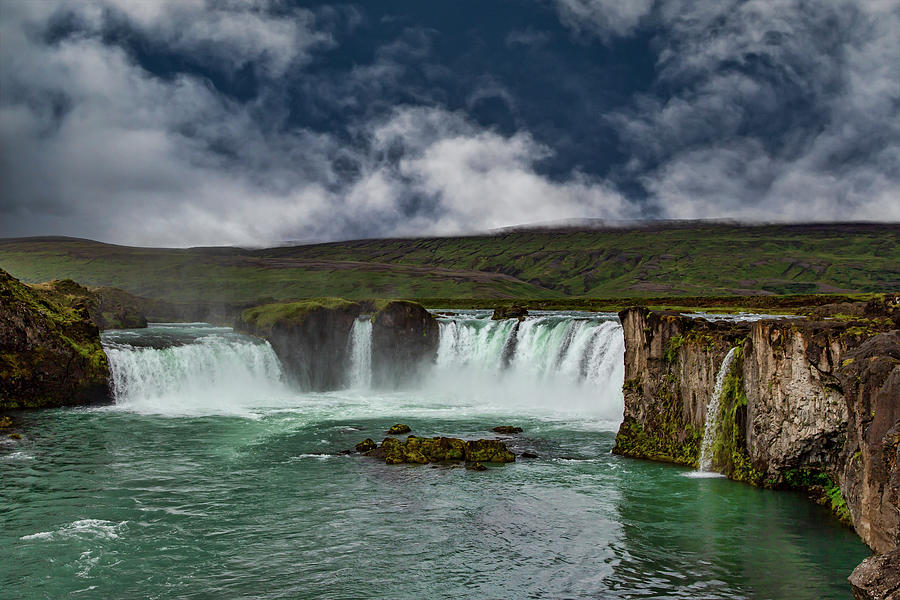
[0,222,896,306]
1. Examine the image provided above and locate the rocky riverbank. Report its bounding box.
[612,299,899,598]
[1,268,111,409]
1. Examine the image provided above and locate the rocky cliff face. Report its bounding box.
[371,300,440,388]
[614,302,900,597]
[236,299,364,390]
[30,279,149,330]
[236,298,440,391]
[1,268,110,410]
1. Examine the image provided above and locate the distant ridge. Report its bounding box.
[0,221,897,303]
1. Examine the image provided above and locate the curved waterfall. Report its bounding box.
[102,313,625,421]
[102,325,289,415]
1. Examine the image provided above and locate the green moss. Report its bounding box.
[240,298,360,333]
[665,335,684,363]
[781,468,852,525]
[708,345,763,484]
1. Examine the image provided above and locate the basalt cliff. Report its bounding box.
[613,300,900,598]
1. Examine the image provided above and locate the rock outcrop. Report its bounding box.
[371,300,439,387]
[613,302,900,592]
[492,305,528,320]
[362,435,516,465]
[1,268,110,409]
[236,299,363,390]
[849,548,900,600]
[30,279,150,330]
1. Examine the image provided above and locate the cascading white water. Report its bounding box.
[103,326,289,416]
[347,318,373,389]
[432,313,625,421]
[698,347,738,472]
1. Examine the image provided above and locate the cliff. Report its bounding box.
[29,279,150,330]
[1,268,110,410]
[236,298,439,390]
[237,298,363,390]
[613,300,900,597]
[371,300,440,387]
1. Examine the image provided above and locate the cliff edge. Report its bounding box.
[1,268,110,410]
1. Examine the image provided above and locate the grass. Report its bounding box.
[0,223,896,306]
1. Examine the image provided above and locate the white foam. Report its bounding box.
[20,519,127,541]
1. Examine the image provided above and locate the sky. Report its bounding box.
[1,0,898,247]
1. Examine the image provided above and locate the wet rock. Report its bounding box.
[387,423,411,435]
[355,438,377,453]
[492,426,523,434]
[9,433,21,440]
[358,436,515,465]
[371,301,439,388]
[521,452,539,459]
[467,462,487,471]
[492,305,528,320]
[849,548,900,600]
[236,299,363,391]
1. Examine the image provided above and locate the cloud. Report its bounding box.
[564,0,900,220]
[553,0,654,41]
[0,2,635,246]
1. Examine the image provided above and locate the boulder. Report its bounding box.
[355,438,377,453]
[492,305,528,320]
[387,423,412,435]
[849,548,900,600]
[492,426,523,434]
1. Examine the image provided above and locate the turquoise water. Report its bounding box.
[1,323,870,599]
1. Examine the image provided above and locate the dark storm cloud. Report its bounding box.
[0,0,897,246]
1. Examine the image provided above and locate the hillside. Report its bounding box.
[0,223,896,305]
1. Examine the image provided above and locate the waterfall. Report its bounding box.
[698,347,738,472]
[347,318,373,389]
[433,313,625,420]
[102,326,288,415]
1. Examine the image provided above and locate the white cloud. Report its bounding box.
[554,0,654,40]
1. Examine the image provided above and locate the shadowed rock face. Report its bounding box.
[371,301,439,388]
[237,300,363,391]
[839,332,900,555]
[30,279,149,330]
[1,268,110,409]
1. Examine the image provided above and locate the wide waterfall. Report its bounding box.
[698,347,738,472]
[103,324,289,415]
[102,312,625,422]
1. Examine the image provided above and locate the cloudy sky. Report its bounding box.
[1,0,898,246]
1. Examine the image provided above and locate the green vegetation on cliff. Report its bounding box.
[239,298,361,335]
[709,346,763,484]
[0,268,109,409]
[1,223,896,305]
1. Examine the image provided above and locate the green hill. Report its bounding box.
[0,223,896,305]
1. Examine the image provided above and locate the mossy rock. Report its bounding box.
[355,438,377,453]
[492,305,528,320]
[492,426,523,434]
[360,436,514,465]
[387,423,412,435]
[1,268,110,410]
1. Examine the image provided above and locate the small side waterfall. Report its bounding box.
[347,318,373,389]
[698,347,738,472]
